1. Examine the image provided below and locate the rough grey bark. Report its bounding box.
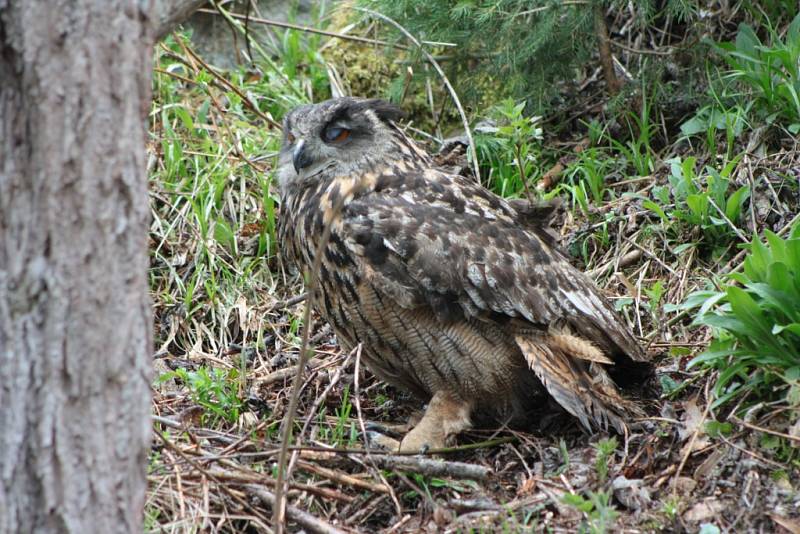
[0,1,201,532]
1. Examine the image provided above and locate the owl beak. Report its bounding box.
[292,139,312,174]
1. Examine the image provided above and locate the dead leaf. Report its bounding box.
[788,414,800,442]
[517,476,537,496]
[673,476,697,494]
[684,498,724,523]
[770,514,800,534]
[679,399,710,455]
[612,476,651,511]
[695,448,725,479]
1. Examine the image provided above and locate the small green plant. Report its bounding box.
[163,366,245,424]
[660,496,681,521]
[332,387,357,447]
[713,13,800,132]
[678,223,800,409]
[593,437,618,483]
[610,89,658,177]
[474,99,543,198]
[680,102,749,159]
[564,148,616,214]
[562,490,618,534]
[643,279,666,320]
[643,156,750,255]
[552,437,571,476]
[315,387,358,447]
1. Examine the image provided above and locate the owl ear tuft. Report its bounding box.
[354,99,405,124]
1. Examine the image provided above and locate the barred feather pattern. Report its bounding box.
[277,98,650,433]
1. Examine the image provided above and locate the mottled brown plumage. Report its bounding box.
[276,98,650,452]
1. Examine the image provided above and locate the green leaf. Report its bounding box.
[765,231,787,263]
[747,280,798,320]
[687,340,738,369]
[744,235,770,282]
[735,23,761,57]
[172,105,195,131]
[680,115,708,136]
[700,313,750,337]
[772,323,800,337]
[562,493,593,513]
[725,186,750,222]
[214,221,236,251]
[686,193,708,221]
[643,200,668,221]
[660,375,681,395]
[788,13,800,45]
[726,286,783,350]
[785,366,800,381]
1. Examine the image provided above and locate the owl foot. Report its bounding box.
[363,422,404,451]
[363,413,428,450]
[397,390,472,453]
[364,430,401,451]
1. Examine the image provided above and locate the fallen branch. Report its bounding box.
[297,460,391,494]
[367,455,491,481]
[246,485,347,534]
[255,357,323,386]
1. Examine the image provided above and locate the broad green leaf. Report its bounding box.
[680,115,708,136]
[172,105,195,131]
[725,186,750,222]
[686,194,708,221]
[772,323,800,337]
[765,230,787,263]
[700,313,749,336]
[750,290,800,325]
[744,235,770,281]
[643,200,668,221]
[788,13,800,46]
[726,286,782,351]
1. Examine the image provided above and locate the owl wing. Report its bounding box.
[340,172,646,364]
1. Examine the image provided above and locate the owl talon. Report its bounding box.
[364,430,401,451]
[363,422,404,440]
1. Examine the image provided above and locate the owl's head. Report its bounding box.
[276,97,410,194]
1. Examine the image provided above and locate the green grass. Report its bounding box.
[713,13,800,132]
[160,366,246,424]
[149,27,333,363]
[641,155,750,257]
[562,490,619,534]
[315,386,358,447]
[475,98,544,198]
[678,223,800,410]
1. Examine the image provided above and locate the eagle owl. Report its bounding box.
[277,98,650,452]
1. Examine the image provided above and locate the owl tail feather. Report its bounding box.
[515,334,641,434]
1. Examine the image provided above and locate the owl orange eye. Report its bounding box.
[323,126,350,143]
[287,132,296,143]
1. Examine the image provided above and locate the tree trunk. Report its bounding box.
[0,2,156,532]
